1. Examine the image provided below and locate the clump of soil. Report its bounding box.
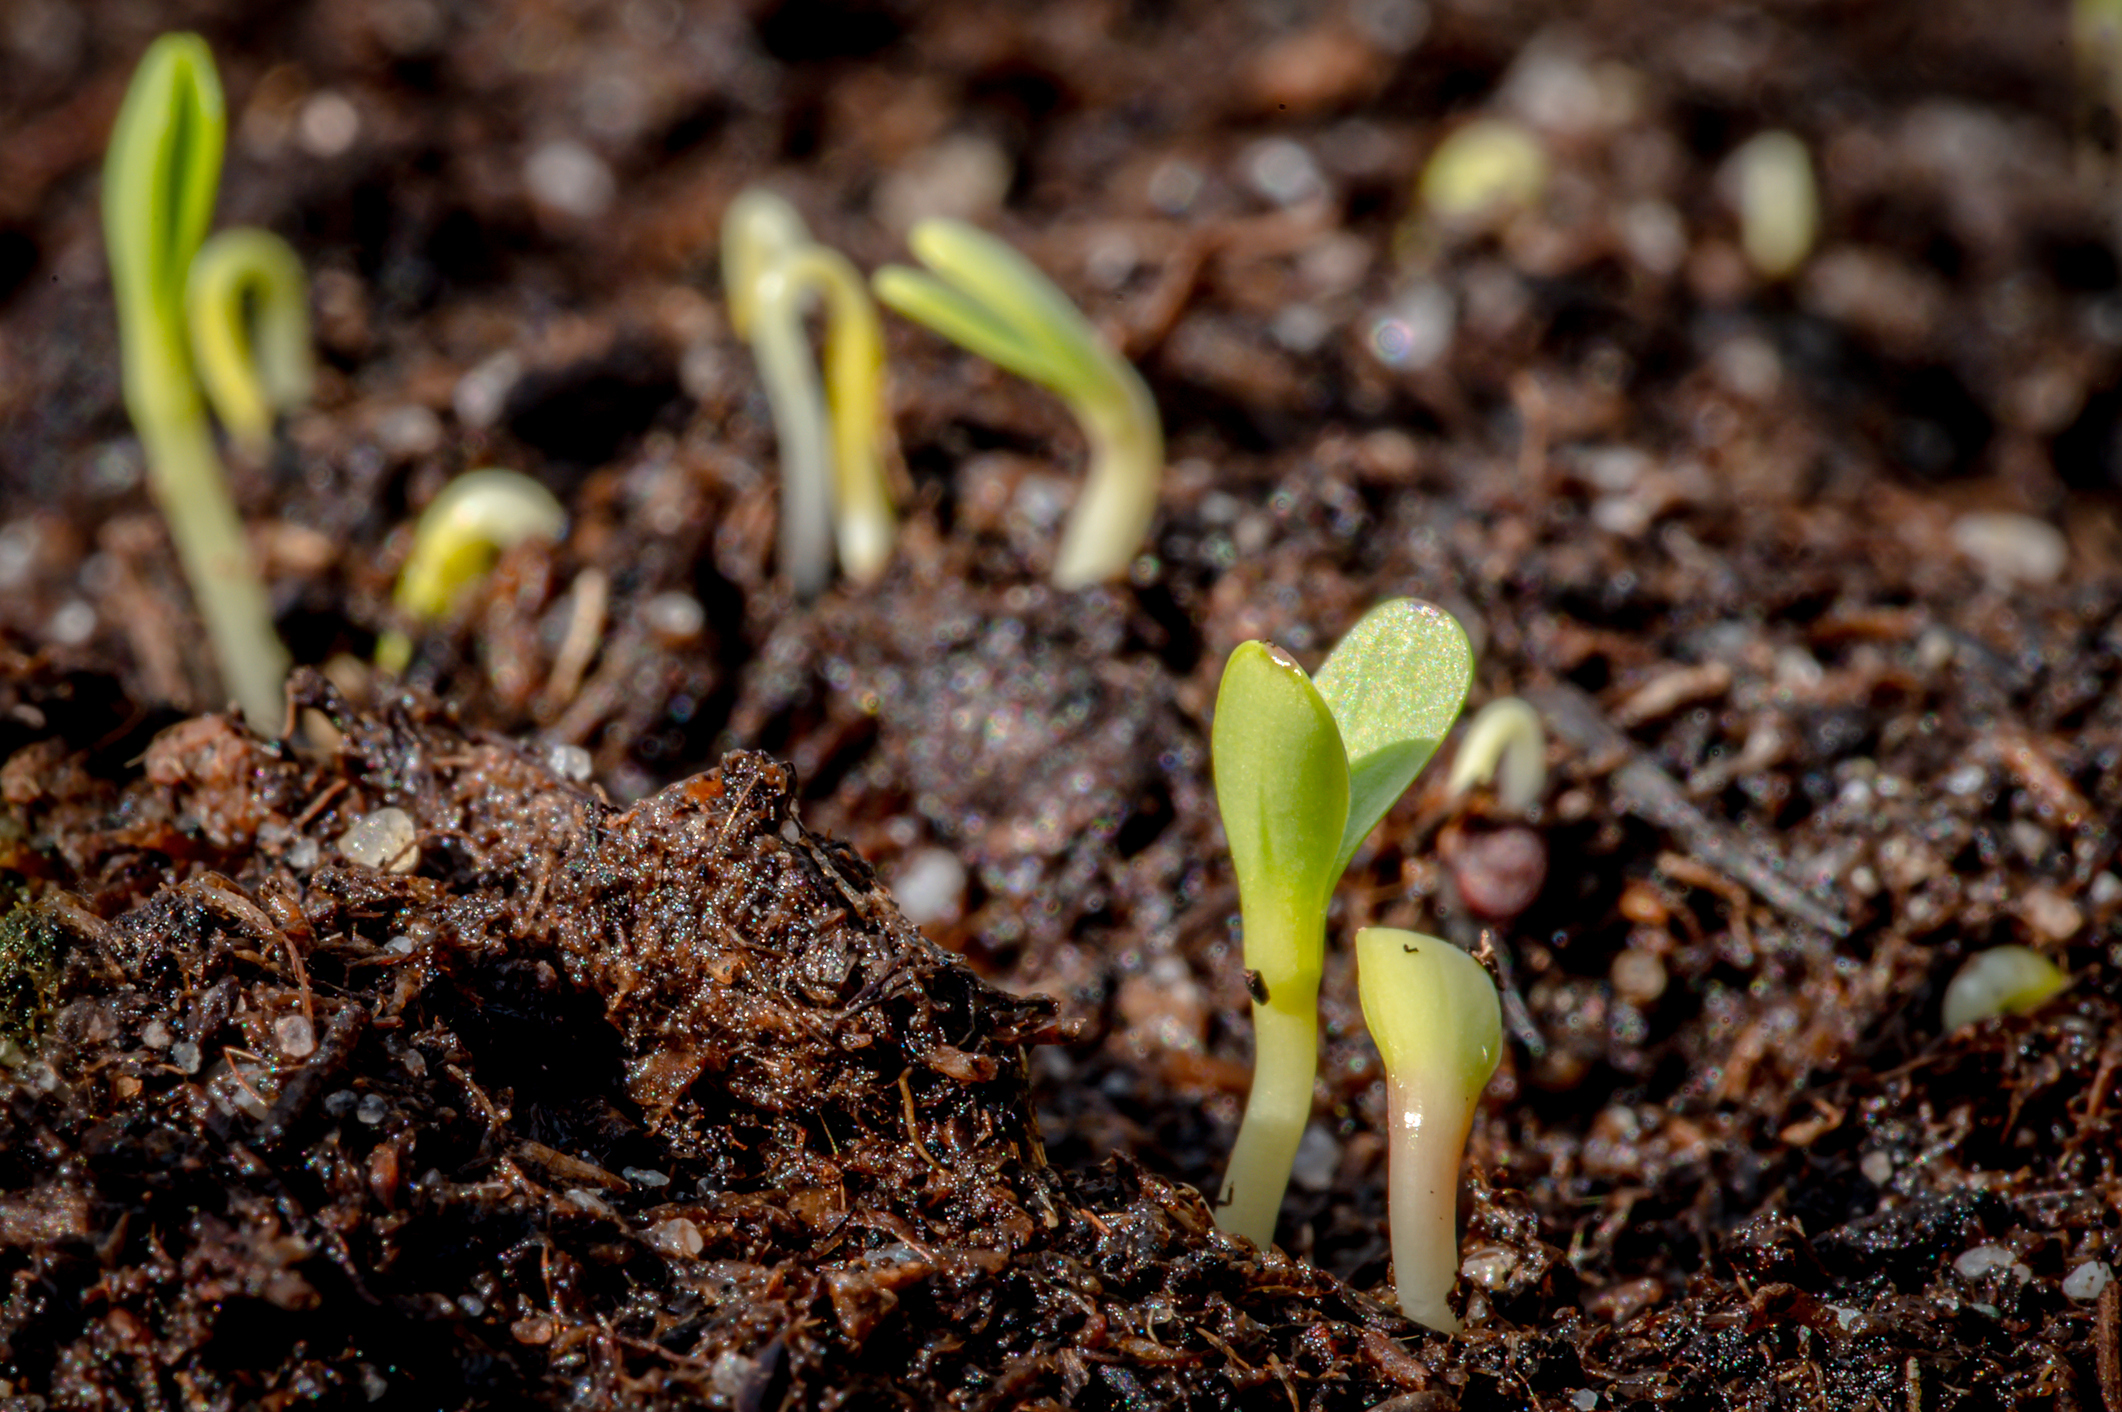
[0,671,1441,1408]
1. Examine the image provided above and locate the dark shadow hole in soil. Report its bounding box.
[0,228,39,311]
[658,97,732,159]
[962,61,1071,138]
[1111,777,1174,858]
[1125,581,1202,674]
[276,600,375,671]
[2052,376,2122,489]
[0,670,183,780]
[1147,378,1280,456]
[754,0,905,62]
[2038,228,2121,292]
[503,343,689,479]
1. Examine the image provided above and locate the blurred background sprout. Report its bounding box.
[185,227,314,463]
[1445,696,1547,813]
[376,469,567,676]
[721,188,895,599]
[103,32,289,732]
[874,219,1163,589]
[1724,130,1819,281]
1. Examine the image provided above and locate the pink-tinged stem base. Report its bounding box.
[1386,1072,1477,1333]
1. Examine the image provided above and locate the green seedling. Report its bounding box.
[1211,599,1474,1247]
[1356,926,1502,1334]
[1419,118,1548,233]
[1941,945,2070,1031]
[186,226,314,463]
[1726,130,1817,281]
[376,469,566,675]
[104,32,289,732]
[721,189,894,599]
[873,219,1163,589]
[1445,696,1547,813]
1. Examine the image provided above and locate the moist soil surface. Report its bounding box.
[3,2,2122,1408]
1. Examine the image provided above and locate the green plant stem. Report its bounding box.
[750,263,836,600]
[1217,980,1320,1248]
[143,407,288,731]
[186,226,312,461]
[1053,356,1161,589]
[1384,1069,1474,1333]
[773,246,893,585]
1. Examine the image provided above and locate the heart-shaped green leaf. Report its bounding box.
[1314,599,1474,876]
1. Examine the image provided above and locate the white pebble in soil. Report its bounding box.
[2062,1260,2113,1301]
[339,807,419,872]
[893,849,967,927]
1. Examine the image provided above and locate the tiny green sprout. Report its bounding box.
[1726,131,1818,281]
[376,469,566,676]
[1212,599,1473,1248]
[1941,945,2070,1032]
[1419,118,1547,233]
[104,32,289,733]
[186,226,314,463]
[1355,926,1502,1334]
[721,189,894,599]
[1444,696,1547,813]
[872,219,1163,589]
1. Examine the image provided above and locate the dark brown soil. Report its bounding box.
[3,1,2122,1408]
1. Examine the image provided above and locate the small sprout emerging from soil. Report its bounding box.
[721,189,895,598]
[1211,600,1473,1247]
[1418,118,1547,233]
[1725,131,1819,280]
[376,469,566,675]
[1445,696,1547,813]
[185,226,314,463]
[103,33,289,731]
[1940,945,2069,1031]
[873,219,1163,588]
[1355,926,1502,1334]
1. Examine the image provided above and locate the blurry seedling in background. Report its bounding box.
[1724,131,1818,280]
[721,189,895,599]
[874,219,1164,589]
[104,33,290,732]
[376,469,567,676]
[186,227,314,463]
[1941,945,2070,1031]
[1355,926,1502,1334]
[1211,600,1474,1248]
[2075,0,2122,167]
[1418,118,1548,234]
[1445,696,1547,813]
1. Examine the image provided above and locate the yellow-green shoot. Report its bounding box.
[104,32,288,733]
[1355,926,1502,1333]
[376,469,566,675]
[186,226,314,463]
[1726,131,1818,281]
[1941,945,2070,1031]
[873,219,1162,589]
[721,189,894,599]
[1444,696,1547,813]
[1210,600,1473,1248]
